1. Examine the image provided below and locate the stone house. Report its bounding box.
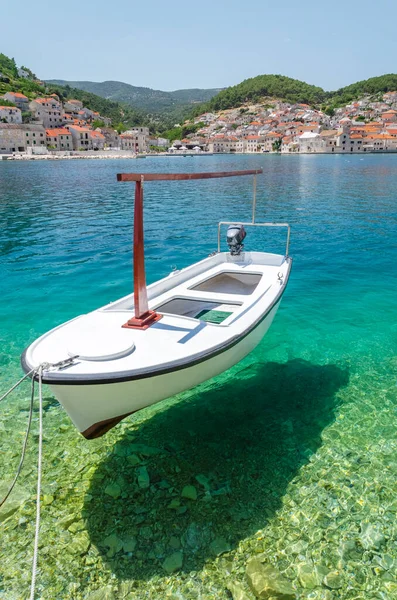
[0,123,46,153]
[0,105,22,124]
[46,128,73,150]
[208,136,240,153]
[29,98,63,128]
[120,132,147,152]
[97,128,119,148]
[90,131,105,149]
[67,125,94,150]
[3,91,30,111]
[64,100,83,112]
[0,124,26,152]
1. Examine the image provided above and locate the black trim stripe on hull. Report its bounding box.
[21,259,292,386]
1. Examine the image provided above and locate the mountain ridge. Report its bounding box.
[46,79,222,116]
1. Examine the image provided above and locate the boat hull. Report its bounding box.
[51,301,280,438]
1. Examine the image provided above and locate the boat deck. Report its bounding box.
[24,252,290,381]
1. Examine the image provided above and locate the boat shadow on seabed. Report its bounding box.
[85,358,349,580]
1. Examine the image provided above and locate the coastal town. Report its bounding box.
[187,91,397,154]
[0,91,161,158]
[2,87,397,157]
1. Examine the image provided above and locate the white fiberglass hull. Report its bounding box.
[50,302,279,438]
[22,251,291,438]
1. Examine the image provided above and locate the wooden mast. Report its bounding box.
[117,169,263,329]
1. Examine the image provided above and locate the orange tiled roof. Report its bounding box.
[91,131,105,139]
[7,92,28,99]
[34,98,59,104]
[247,135,260,140]
[46,128,71,136]
[367,134,395,140]
[0,105,19,110]
[68,125,91,132]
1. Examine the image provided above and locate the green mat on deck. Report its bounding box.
[195,309,232,324]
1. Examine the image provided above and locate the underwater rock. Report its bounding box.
[68,532,90,555]
[297,564,328,589]
[126,454,140,466]
[210,536,231,556]
[43,494,54,505]
[139,525,153,540]
[373,553,394,571]
[181,485,197,500]
[323,571,343,590]
[195,474,211,491]
[127,443,164,456]
[227,581,254,600]
[84,586,115,600]
[104,483,121,499]
[246,557,296,599]
[182,522,210,551]
[0,486,29,522]
[122,535,137,553]
[359,523,386,550]
[338,540,361,561]
[102,533,123,555]
[162,551,183,573]
[68,519,85,534]
[169,535,181,549]
[289,540,309,555]
[137,466,150,489]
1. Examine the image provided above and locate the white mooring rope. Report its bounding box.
[29,366,44,600]
[0,358,75,599]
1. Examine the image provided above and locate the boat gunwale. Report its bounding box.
[20,257,292,386]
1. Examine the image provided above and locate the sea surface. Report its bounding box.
[0,154,397,599]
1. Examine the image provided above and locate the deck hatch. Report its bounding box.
[190,271,262,295]
[155,297,240,321]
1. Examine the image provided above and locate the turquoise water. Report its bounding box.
[1,154,397,599]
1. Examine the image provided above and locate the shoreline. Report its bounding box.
[2,150,397,162]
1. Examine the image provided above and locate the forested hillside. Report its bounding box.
[0,53,148,130]
[197,75,327,113]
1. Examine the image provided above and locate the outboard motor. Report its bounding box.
[226,224,246,255]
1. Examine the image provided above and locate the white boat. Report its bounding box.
[22,170,292,439]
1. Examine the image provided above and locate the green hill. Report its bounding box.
[329,74,397,106]
[46,79,221,127]
[198,74,327,113]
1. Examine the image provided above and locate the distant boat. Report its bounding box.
[22,170,292,439]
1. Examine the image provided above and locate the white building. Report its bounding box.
[298,132,326,153]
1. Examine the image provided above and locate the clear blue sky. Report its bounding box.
[2,0,396,91]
